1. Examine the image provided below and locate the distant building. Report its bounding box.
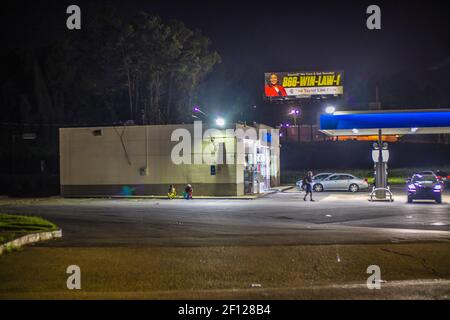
[59,123,280,197]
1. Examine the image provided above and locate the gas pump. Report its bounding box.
[369,129,394,201]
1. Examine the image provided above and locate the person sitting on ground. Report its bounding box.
[184,184,193,199]
[167,184,177,199]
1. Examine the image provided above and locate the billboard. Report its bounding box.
[264,71,343,100]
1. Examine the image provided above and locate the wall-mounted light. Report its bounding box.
[215,117,225,127]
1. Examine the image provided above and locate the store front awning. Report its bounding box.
[319,109,450,136]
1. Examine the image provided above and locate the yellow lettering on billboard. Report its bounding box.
[282,76,299,87]
[279,72,342,88]
[326,75,334,86]
[299,76,308,86]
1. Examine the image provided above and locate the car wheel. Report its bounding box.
[313,184,323,192]
[436,196,442,204]
[407,196,413,203]
[349,184,359,192]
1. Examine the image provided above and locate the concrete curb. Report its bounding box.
[0,229,62,256]
[274,186,294,192]
[66,195,264,200]
[255,186,293,198]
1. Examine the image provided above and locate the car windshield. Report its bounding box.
[412,175,438,183]
[314,174,330,180]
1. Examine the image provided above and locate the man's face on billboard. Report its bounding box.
[270,74,278,85]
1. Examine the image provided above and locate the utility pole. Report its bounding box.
[376,86,382,110]
[369,86,382,110]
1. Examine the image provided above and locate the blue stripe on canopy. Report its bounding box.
[320,111,450,131]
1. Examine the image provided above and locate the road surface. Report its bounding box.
[1,189,450,299]
[0,188,449,247]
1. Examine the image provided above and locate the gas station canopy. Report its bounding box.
[320,109,450,136]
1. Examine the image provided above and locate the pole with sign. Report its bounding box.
[371,129,393,201]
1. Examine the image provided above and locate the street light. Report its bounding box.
[289,108,300,126]
[215,117,225,127]
[193,106,207,116]
[325,106,336,114]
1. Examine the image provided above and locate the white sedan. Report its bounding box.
[312,173,369,192]
[296,173,333,189]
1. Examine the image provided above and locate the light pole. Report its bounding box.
[289,108,300,126]
[288,108,301,141]
[193,106,226,128]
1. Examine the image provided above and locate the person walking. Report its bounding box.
[303,171,314,201]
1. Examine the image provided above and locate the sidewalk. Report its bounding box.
[64,186,294,200]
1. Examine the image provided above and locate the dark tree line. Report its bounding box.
[0,7,220,195]
[0,8,221,128]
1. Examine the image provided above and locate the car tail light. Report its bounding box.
[437,176,442,179]
[364,178,368,183]
[447,175,450,179]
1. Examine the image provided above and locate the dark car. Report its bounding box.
[436,170,450,188]
[407,174,442,203]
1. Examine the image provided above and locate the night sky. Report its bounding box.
[2,0,450,124]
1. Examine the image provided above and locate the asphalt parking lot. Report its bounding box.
[0,187,449,247]
[1,188,449,299]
